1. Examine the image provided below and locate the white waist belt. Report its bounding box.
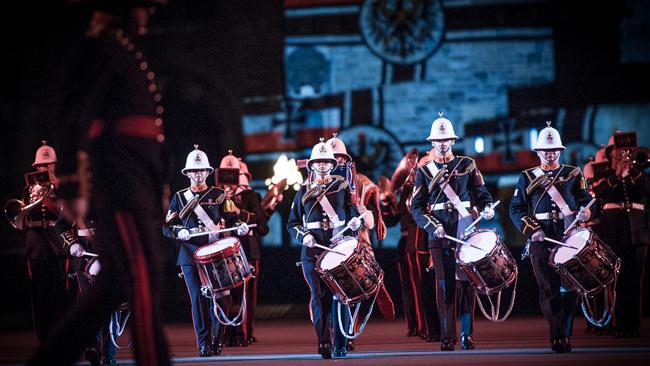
[430,201,471,211]
[77,229,95,237]
[603,202,644,211]
[534,212,565,220]
[305,221,345,230]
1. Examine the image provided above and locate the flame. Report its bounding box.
[267,154,303,191]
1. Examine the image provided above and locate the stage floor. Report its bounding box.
[1,316,649,365]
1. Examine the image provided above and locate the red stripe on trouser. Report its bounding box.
[406,254,423,332]
[115,212,158,365]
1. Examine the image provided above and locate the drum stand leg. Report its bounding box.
[475,272,518,322]
[213,283,248,327]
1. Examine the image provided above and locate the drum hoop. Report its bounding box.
[193,240,241,262]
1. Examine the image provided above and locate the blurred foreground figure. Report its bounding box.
[29,2,170,365]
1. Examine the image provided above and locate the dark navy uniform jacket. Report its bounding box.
[162,186,226,266]
[592,167,649,245]
[410,155,493,246]
[509,164,592,254]
[22,186,65,260]
[287,177,360,261]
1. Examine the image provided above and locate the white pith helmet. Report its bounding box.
[426,112,459,141]
[533,121,565,151]
[182,144,214,175]
[219,150,240,170]
[307,138,337,171]
[327,133,352,162]
[33,140,58,166]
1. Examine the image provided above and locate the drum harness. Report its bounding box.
[424,161,518,322]
[182,189,250,326]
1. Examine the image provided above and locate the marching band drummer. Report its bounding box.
[509,122,592,353]
[410,113,495,351]
[287,138,363,359]
[162,145,247,357]
[214,152,262,347]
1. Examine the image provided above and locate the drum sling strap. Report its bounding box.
[183,189,221,231]
[530,167,574,218]
[424,161,472,237]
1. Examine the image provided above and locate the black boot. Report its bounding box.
[440,338,455,351]
[199,344,213,357]
[318,342,332,359]
[551,337,567,353]
[460,333,475,350]
[212,339,223,356]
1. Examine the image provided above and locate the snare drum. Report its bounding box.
[550,227,620,297]
[193,237,252,293]
[316,236,383,305]
[456,229,517,295]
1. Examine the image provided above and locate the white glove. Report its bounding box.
[302,233,316,248]
[481,205,495,220]
[577,206,591,222]
[69,243,84,257]
[237,223,249,236]
[177,229,190,241]
[531,230,545,242]
[348,217,362,231]
[434,226,446,239]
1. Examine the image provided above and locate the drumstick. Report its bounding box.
[464,200,501,234]
[330,211,372,242]
[544,237,579,249]
[313,243,346,256]
[563,198,597,235]
[82,251,99,257]
[444,235,487,252]
[188,224,257,238]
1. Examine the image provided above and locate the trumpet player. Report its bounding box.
[7,141,67,343]
[214,152,259,347]
[594,132,649,338]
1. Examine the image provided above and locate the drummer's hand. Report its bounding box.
[531,230,545,242]
[237,223,249,236]
[69,243,84,257]
[434,226,446,239]
[349,217,362,231]
[577,206,591,222]
[177,229,190,241]
[481,205,495,220]
[302,234,316,248]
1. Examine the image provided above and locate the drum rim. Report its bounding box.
[193,239,241,261]
[457,229,502,265]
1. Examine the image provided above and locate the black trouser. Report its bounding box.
[27,253,67,343]
[529,248,578,341]
[29,137,170,366]
[396,251,421,334]
[418,251,440,338]
[301,259,349,350]
[614,245,648,333]
[429,247,459,342]
[456,279,475,336]
[245,259,260,340]
[181,265,221,349]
